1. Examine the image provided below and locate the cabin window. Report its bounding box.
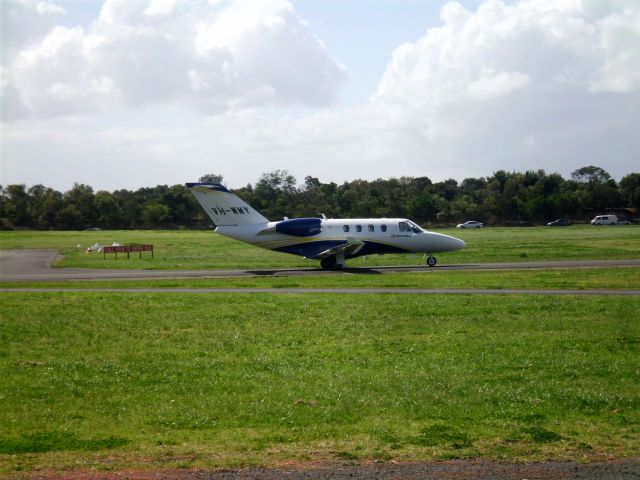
[343,225,350,232]
[399,222,410,232]
[356,225,362,232]
[368,224,374,232]
[381,224,387,232]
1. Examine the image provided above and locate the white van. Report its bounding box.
[590,214,618,225]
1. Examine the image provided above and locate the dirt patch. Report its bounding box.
[26,458,640,480]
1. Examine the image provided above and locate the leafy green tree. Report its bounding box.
[620,173,640,215]
[256,170,296,194]
[254,170,297,219]
[408,192,437,223]
[199,173,224,184]
[490,170,509,194]
[112,189,141,228]
[450,197,478,222]
[34,187,63,229]
[0,186,6,217]
[571,166,612,184]
[3,167,639,229]
[57,204,83,230]
[64,183,96,228]
[0,186,16,229]
[27,184,48,228]
[4,184,32,226]
[460,177,487,194]
[162,185,198,227]
[433,179,459,202]
[94,191,124,229]
[296,176,328,217]
[142,202,170,228]
[571,166,622,210]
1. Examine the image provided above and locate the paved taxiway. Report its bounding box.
[1,249,639,282]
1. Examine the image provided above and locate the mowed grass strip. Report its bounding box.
[1,267,639,291]
[1,293,638,472]
[1,225,639,270]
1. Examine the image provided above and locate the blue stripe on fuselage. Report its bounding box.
[272,240,410,259]
[274,240,346,258]
[355,241,409,258]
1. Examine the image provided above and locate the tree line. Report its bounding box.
[1,166,638,230]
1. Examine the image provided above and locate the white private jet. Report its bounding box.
[187,182,465,270]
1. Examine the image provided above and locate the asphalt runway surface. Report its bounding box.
[2,249,640,283]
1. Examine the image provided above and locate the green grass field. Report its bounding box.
[1,225,639,270]
[1,293,638,474]
[1,227,638,475]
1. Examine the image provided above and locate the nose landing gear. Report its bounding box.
[426,255,437,267]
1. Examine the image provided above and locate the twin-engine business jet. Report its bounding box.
[187,182,465,270]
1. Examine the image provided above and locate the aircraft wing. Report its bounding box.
[310,237,365,259]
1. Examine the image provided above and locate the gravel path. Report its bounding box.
[30,458,640,480]
[3,287,640,295]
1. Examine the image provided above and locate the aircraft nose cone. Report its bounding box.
[422,232,466,252]
[450,236,465,251]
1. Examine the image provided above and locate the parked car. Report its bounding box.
[590,215,618,225]
[547,219,571,227]
[456,220,483,229]
[617,219,631,225]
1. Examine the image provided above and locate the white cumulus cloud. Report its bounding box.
[1,0,638,191]
[367,0,640,179]
[1,0,346,120]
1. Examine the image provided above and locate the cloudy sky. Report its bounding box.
[1,0,638,191]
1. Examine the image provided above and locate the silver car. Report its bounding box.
[456,220,483,229]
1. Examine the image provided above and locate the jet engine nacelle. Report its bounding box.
[275,217,322,237]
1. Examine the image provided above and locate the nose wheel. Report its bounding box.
[426,256,437,267]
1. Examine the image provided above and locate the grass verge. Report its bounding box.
[1,292,638,472]
[1,225,639,270]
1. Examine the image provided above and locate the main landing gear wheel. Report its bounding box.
[426,256,437,267]
[320,256,343,270]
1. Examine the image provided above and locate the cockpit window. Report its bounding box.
[407,221,423,234]
[399,221,422,233]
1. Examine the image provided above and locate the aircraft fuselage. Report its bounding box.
[186,182,465,269]
[217,218,465,260]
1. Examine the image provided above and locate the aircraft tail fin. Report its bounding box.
[186,183,269,226]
